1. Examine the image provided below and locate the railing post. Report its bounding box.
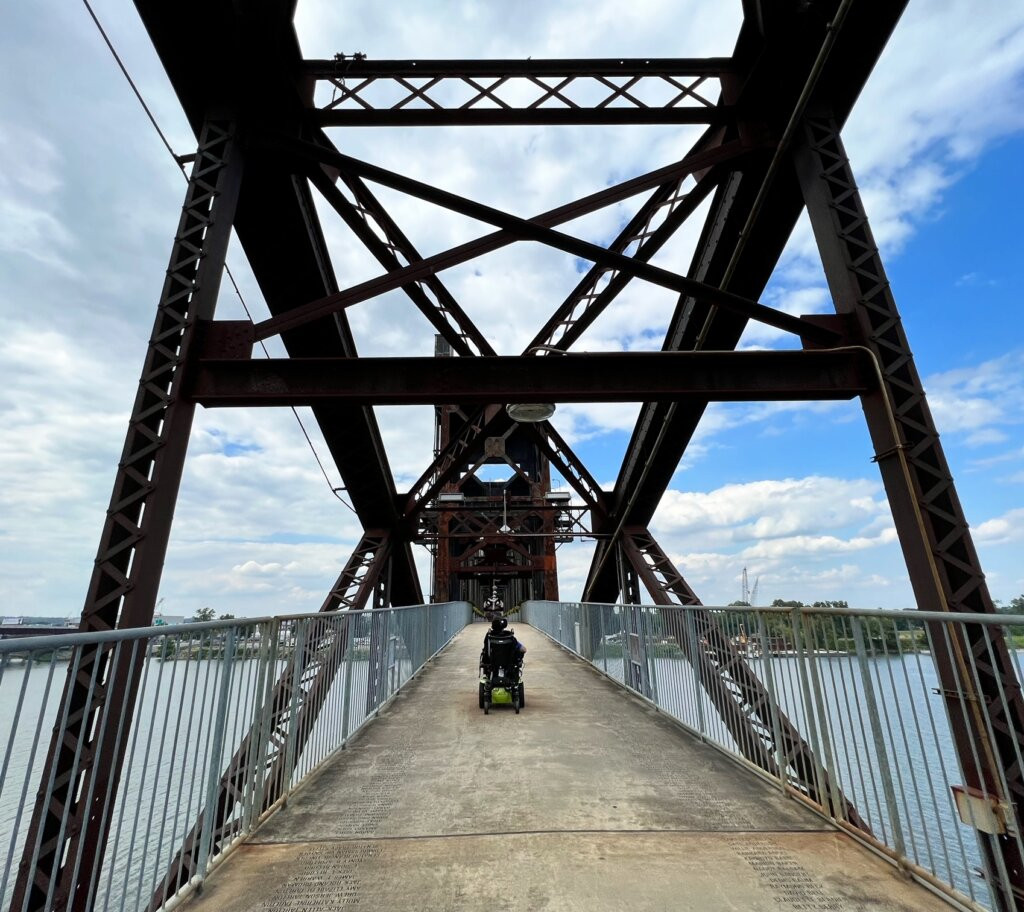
[756,612,787,794]
[644,606,659,705]
[250,618,281,821]
[239,621,270,831]
[281,621,308,803]
[341,614,356,744]
[196,626,237,884]
[685,608,707,739]
[851,616,905,856]
[424,603,431,665]
[799,611,845,823]
[791,608,830,815]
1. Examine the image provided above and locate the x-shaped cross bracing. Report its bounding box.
[245,125,841,543]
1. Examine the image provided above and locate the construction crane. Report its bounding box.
[741,568,760,607]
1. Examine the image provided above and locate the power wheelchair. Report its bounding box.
[479,632,525,714]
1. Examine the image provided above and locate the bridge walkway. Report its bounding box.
[184,623,953,911]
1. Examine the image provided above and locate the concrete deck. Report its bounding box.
[186,623,954,911]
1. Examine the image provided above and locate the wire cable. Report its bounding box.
[82,0,356,514]
[82,0,181,169]
[222,269,357,513]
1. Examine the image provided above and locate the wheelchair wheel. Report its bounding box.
[478,683,485,709]
[518,684,525,707]
[483,699,490,715]
[513,695,520,714]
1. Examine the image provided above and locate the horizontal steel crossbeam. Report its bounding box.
[307,57,731,126]
[189,350,875,407]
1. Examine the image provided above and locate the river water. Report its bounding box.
[0,653,379,912]
[0,648,1000,911]
[598,647,992,906]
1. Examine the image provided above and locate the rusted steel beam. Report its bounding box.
[403,405,510,519]
[795,112,1024,911]
[519,421,607,516]
[265,138,840,347]
[12,121,244,912]
[526,163,723,355]
[304,57,734,77]
[308,167,494,357]
[315,109,731,127]
[189,350,874,407]
[250,138,757,341]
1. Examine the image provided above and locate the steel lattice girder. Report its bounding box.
[305,57,734,126]
[10,120,244,912]
[794,112,1024,911]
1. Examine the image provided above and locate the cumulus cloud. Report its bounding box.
[974,508,1024,545]
[646,476,903,607]
[653,477,888,540]
[2,0,1023,618]
[925,351,1024,437]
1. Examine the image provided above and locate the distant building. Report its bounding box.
[154,613,187,627]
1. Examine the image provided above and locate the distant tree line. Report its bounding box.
[721,594,1024,652]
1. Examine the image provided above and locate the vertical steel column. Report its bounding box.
[794,111,1024,910]
[13,118,243,912]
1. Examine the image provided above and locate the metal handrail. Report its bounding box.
[0,601,472,912]
[524,599,1022,912]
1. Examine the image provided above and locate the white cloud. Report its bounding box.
[642,476,904,607]
[974,508,1024,545]
[653,477,887,539]
[925,351,1024,437]
[2,0,1023,619]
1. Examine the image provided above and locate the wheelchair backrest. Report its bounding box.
[486,633,519,667]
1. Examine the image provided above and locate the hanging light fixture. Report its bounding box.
[506,402,556,423]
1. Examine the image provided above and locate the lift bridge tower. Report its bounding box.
[423,338,579,608]
[12,3,1024,911]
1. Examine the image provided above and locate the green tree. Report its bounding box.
[218,613,236,620]
[192,606,216,622]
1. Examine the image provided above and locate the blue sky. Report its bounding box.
[1,1,1022,618]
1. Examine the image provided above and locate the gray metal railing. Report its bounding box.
[523,599,1024,912]
[0,601,471,912]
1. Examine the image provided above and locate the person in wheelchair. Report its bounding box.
[479,615,527,712]
[479,615,525,676]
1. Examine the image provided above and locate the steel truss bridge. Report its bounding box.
[9,1,1024,910]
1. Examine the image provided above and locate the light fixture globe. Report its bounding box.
[506,402,556,423]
